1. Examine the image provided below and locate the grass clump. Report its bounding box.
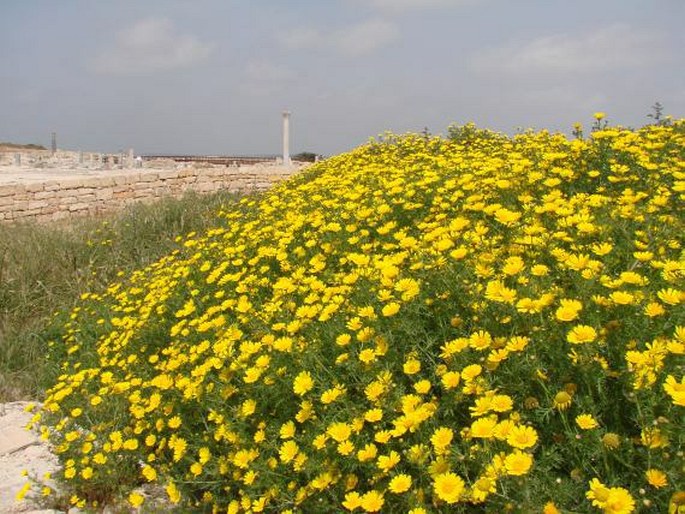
[25,118,685,512]
[0,190,241,400]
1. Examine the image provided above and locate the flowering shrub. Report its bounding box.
[27,119,684,512]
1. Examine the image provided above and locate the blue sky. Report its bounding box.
[1,1,684,155]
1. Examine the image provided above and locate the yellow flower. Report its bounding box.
[644,302,665,317]
[376,451,400,472]
[403,358,421,374]
[165,482,181,504]
[142,465,157,481]
[337,440,355,456]
[531,264,550,276]
[469,330,493,350]
[575,414,599,430]
[413,379,431,394]
[603,487,635,514]
[669,492,685,514]
[641,427,669,449]
[441,371,460,389]
[279,440,299,463]
[381,302,400,316]
[645,468,668,488]
[327,422,352,442]
[543,502,561,514]
[471,476,496,502]
[293,371,314,396]
[241,399,256,417]
[555,299,582,321]
[190,462,203,476]
[658,287,682,305]
[553,390,573,410]
[593,112,606,120]
[388,473,412,494]
[167,415,182,429]
[567,325,597,344]
[664,375,685,406]
[280,421,296,439]
[610,290,635,305]
[357,443,378,462]
[433,472,465,504]
[461,364,482,381]
[504,450,533,476]
[491,394,513,412]
[506,425,538,449]
[358,348,377,364]
[15,482,30,501]
[123,438,139,450]
[602,432,621,449]
[364,408,383,422]
[470,416,498,439]
[359,490,384,512]
[431,427,454,451]
[342,491,362,511]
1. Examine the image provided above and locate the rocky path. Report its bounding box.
[0,403,60,514]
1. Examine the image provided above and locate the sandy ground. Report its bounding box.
[0,403,61,514]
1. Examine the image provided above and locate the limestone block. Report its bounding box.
[0,185,26,196]
[34,191,56,200]
[25,183,45,193]
[69,203,89,212]
[157,170,179,180]
[51,211,70,221]
[85,176,115,187]
[134,189,153,198]
[135,173,158,183]
[28,200,49,210]
[55,188,79,198]
[113,175,136,186]
[178,168,196,178]
[7,201,28,212]
[96,189,114,200]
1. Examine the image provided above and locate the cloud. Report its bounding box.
[474,23,670,75]
[240,59,296,97]
[245,60,295,82]
[281,27,322,51]
[332,19,399,56]
[93,17,212,74]
[280,19,399,56]
[366,0,481,12]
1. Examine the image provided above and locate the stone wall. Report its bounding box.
[0,164,298,223]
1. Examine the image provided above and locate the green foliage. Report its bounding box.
[20,119,685,513]
[0,190,240,401]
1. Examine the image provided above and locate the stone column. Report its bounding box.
[282,110,291,166]
[128,148,134,168]
[14,153,21,167]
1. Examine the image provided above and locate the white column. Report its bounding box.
[282,110,291,166]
